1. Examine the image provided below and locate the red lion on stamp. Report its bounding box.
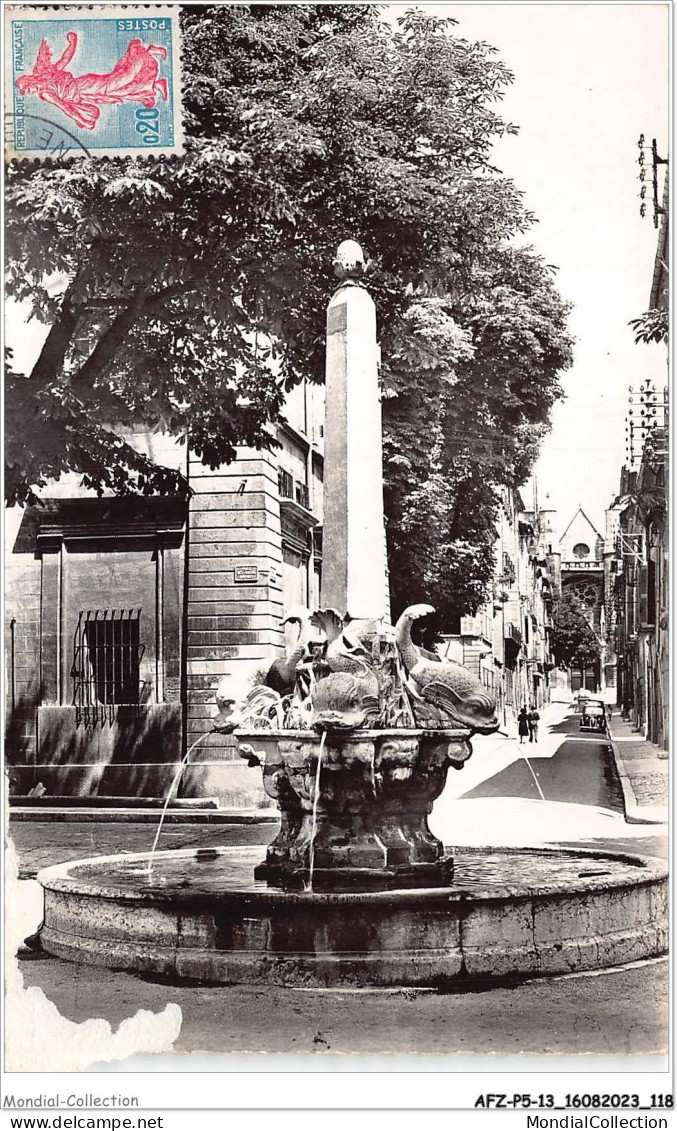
[15,32,168,130]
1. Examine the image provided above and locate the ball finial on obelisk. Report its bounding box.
[320,242,390,621]
[333,240,367,280]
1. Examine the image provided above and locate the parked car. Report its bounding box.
[579,699,607,733]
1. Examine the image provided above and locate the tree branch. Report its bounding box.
[69,280,199,401]
[79,281,197,312]
[70,288,149,397]
[145,281,198,310]
[28,277,81,387]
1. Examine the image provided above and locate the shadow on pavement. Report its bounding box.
[544,713,584,734]
[461,739,625,814]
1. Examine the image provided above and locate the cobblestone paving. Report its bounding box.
[631,773,670,807]
[607,715,668,813]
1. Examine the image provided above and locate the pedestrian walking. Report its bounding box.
[518,705,529,744]
[528,705,540,743]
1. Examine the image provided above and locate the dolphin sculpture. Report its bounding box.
[264,605,317,695]
[395,604,499,734]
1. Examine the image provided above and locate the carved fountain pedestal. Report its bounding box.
[237,728,472,889]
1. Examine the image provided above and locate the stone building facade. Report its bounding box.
[5,381,325,808]
[440,488,558,732]
[604,153,668,749]
[607,441,668,750]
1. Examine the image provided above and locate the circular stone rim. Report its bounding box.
[35,844,668,988]
[233,727,472,741]
[37,844,667,907]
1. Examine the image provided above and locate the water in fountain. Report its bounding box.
[307,728,326,891]
[146,731,212,877]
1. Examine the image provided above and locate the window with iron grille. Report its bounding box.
[72,610,143,709]
[278,468,294,499]
[295,480,310,510]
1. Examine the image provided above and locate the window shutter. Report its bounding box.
[647,559,656,625]
[638,565,649,626]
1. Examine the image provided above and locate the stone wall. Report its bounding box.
[5,551,41,765]
[5,413,325,808]
[5,497,186,799]
[183,448,285,808]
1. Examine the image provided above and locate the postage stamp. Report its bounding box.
[4,5,183,160]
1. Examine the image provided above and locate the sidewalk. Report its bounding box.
[607,712,669,824]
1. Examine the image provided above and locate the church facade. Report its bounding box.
[558,507,613,695]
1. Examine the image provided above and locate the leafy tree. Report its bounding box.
[6,5,573,625]
[629,308,668,345]
[549,592,601,671]
[384,242,572,631]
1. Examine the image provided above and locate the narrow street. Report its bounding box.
[428,701,667,858]
[465,710,625,813]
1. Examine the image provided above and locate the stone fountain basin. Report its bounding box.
[233,727,474,887]
[233,726,474,773]
[234,724,474,742]
[36,844,667,988]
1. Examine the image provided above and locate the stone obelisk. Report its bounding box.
[320,241,390,620]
